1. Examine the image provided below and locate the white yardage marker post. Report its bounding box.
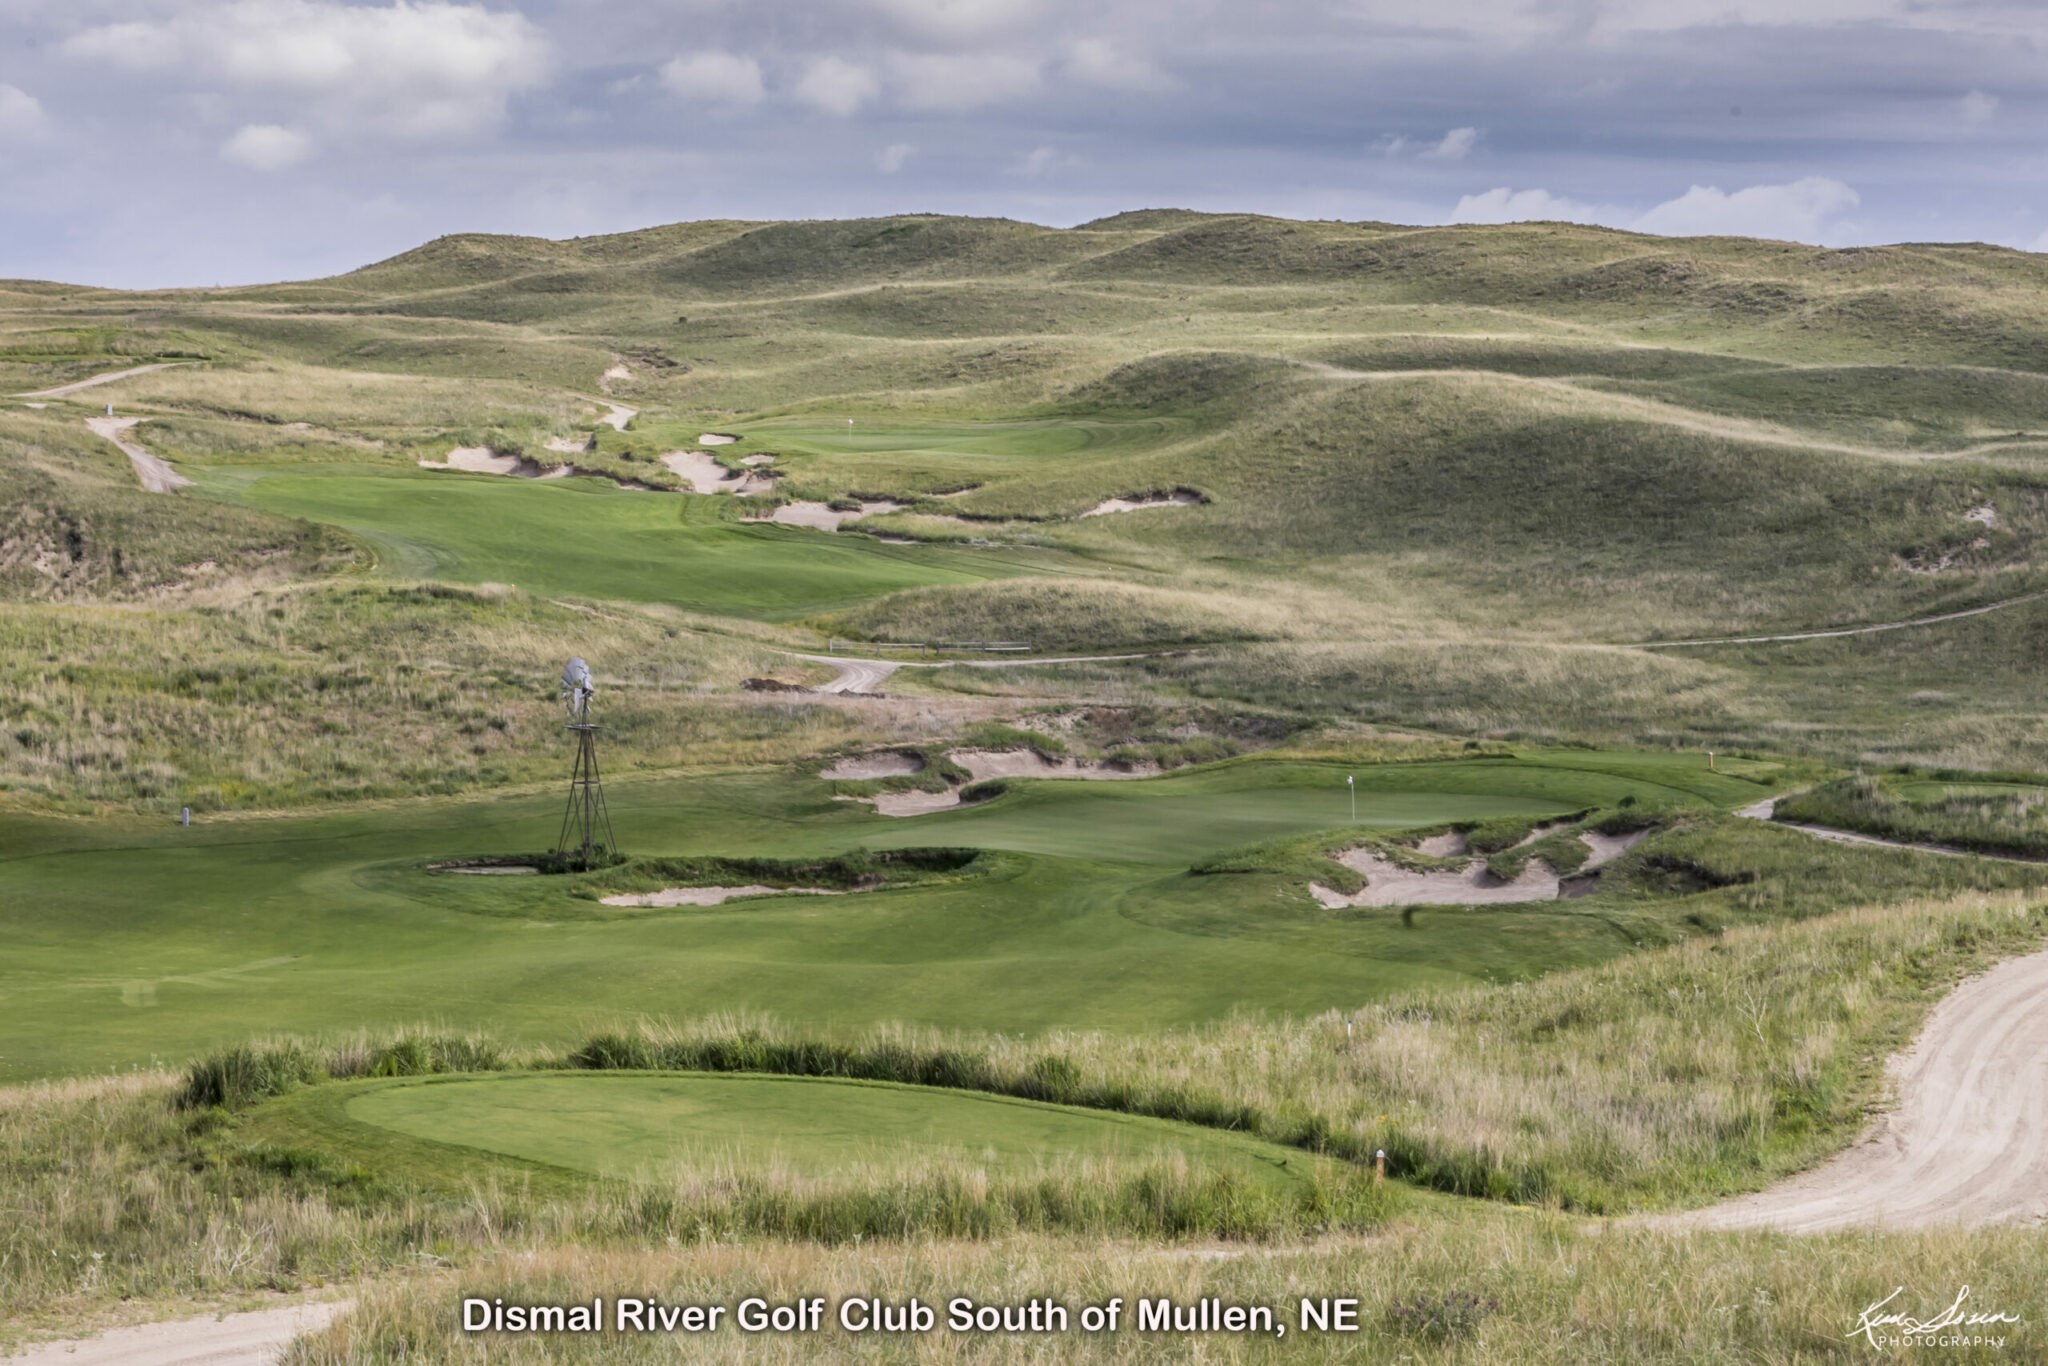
[1347,773,1355,822]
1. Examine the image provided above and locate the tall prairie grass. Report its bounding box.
[282,1217,2047,1364]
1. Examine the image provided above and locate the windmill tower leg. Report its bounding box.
[556,724,617,866]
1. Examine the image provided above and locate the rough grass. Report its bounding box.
[1777,770,2048,858]
[283,1219,2045,1364]
[0,581,866,810]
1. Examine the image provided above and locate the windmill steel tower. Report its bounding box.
[554,657,617,865]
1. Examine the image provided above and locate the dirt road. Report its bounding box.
[1670,946,2048,1231]
[1631,591,2048,649]
[17,362,189,399]
[7,1300,348,1365]
[84,416,192,493]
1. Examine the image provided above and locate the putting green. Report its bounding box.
[336,1072,1317,1190]
[195,464,1048,619]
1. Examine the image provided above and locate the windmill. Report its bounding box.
[554,656,617,866]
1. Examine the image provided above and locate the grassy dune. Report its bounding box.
[12,211,2048,797]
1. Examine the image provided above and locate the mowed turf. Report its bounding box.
[0,751,1771,1081]
[331,1072,1319,1190]
[195,464,1046,619]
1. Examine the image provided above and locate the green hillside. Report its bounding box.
[6,209,2048,794]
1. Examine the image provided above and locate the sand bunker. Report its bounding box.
[951,748,1160,782]
[1311,849,1561,908]
[1311,827,1649,908]
[822,751,925,780]
[23,402,46,409]
[699,432,739,445]
[871,789,965,817]
[419,447,525,475]
[759,500,904,531]
[600,885,841,907]
[662,450,741,494]
[740,454,777,466]
[1081,489,1205,517]
[1578,828,1648,869]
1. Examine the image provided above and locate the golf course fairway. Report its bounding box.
[0,751,1779,1081]
[320,1072,1321,1190]
[197,465,1049,619]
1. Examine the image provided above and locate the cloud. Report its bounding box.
[1959,89,1998,123]
[219,123,312,171]
[866,0,1044,41]
[1009,144,1076,176]
[1064,38,1170,91]
[1453,176,1862,244]
[63,0,550,139]
[889,51,1041,109]
[876,141,915,172]
[0,84,47,139]
[793,57,880,116]
[659,51,764,109]
[1420,127,1480,160]
[1451,186,1609,225]
[1632,176,1859,241]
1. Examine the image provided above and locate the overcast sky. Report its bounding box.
[3,0,2044,288]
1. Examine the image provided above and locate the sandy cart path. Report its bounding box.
[85,417,191,493]
[6,1299,348,1365]
[17,362,189,399]
[1667,946,2048,1231]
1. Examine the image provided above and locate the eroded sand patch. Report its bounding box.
[547,435,592,455]
[1417,831,1470,857]
[1310,849,1561,907]
[1081,489,1205,517]
[1966,504,2000,529]
[600,885,842,907]
[741,454,777,466]
[822,751,925,780]
[952,748,1160,782]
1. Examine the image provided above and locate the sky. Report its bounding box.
[2,0,2044,288]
